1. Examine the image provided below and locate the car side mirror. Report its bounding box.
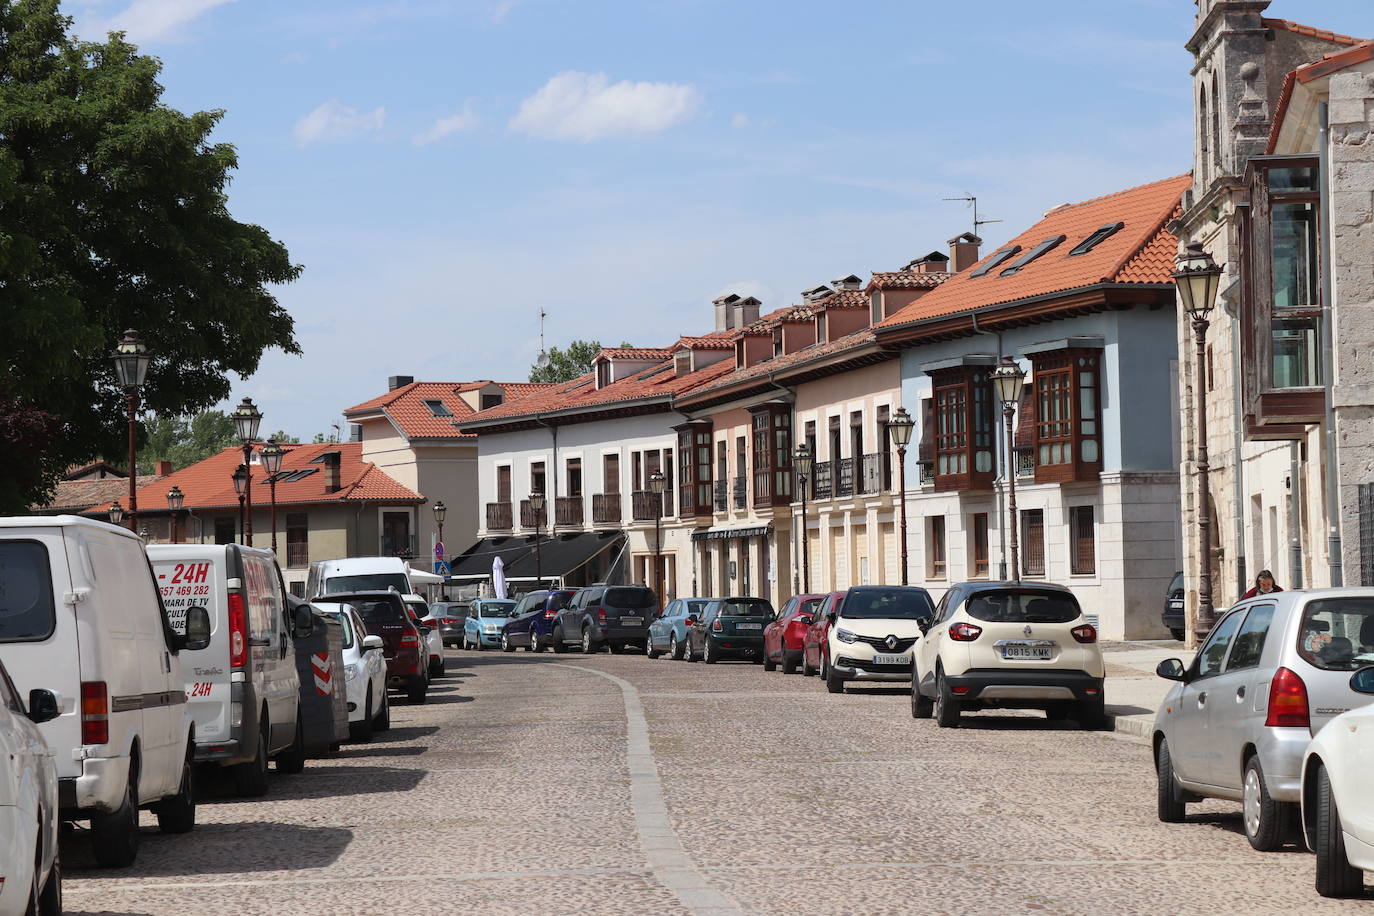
[1156,658,1188,682]
[1349,666,1374,694]
[796,615,813,626]
[826,609,837,623]
[27,688,60,725]
[292,603,315,639]
[362,634,384,651]
[420,624,433,633]
[916,615,932,634]
[181,605,211,651]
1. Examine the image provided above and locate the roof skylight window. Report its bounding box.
[423,399,452,417]
[1069,223,1125,256]
[999,235,1067,276]
[281,468,318,483]
[970,246,1022,278]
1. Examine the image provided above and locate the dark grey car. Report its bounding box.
[553,585,657,654]
[429,601,470,647]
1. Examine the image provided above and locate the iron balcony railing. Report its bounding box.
[859,453,887,495]
[835,457,854,498]
[733,476,748,509]
[1016,451,1035,478]
[812,461,832,500]
[382,534,416,559]
[285,541,309,568]
[592,493,621,525]
[486,501,513,530]
[713,479,729,512]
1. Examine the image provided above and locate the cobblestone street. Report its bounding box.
[61,650,1370,915]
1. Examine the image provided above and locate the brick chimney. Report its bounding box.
[948,233,983,273]
[154,460,173,477]
[387,375,414,391]
[321,451,341,493]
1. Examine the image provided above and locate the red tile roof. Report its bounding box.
[1267,38,1374,153]
[596,347,674,361]
[1262,18,1364,47]
[84,442,422,516]
[681,329,879,403]
[868,271,952,291]
[674,335,735,351]
[35,475,162,513]
[875,174,1189,332]
[343,380,555,440]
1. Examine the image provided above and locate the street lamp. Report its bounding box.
[166,485,185,544]
[1174,241,1223,644]
[887,408,915,586]
[432,500,447,569]
[112,330,151,531]
[232,464,248,545]
[260,439,284,554]
[108,500,125,527]
[232,397,262,545]
[528,491,546,586]
[649,472,666,606]
[794,443,813,593]
[990,356,1026,581]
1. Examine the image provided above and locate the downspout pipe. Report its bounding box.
[971,313,1009,579]
[1319,101,1343,586]
[1220,275,1248,598]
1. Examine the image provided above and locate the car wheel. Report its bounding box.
[825,662,845,694]
[1155,737,1187,823]
[430,655,445,678]
[528,633,543,653]
[703,638,717,664]
[351,687,375,742]
[1243,755,1293,851]
[375,691,391,732]
[1315,764,1365,898]
[275,713,307,774]
[153,745,197,833]
[581,627,599,654]
[407,676,429,705]
[782,650,798,675]
[763,649,776,672]
[1169,628,1185,642]
[608,642,625,655]
[802,648,815,677]
[552,626,567,654]
[37,839,60,916]
[1076,694,1107,730]
[233,720,270,797]
[911,665,933,719]
[91,766,140,867]
[670,634,685,661]
[647,640,661,659]
[934,669,961,728]
[1045,701,1073,722]
[472,634,484,651]
[501,632,515,653]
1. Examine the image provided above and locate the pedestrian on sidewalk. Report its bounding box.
[1241,570,1283,600]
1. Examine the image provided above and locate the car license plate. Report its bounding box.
[873,653,908,665]
[1003,645,1052,660]
[620,617,643,626]
[736,623,762,630]
[1168,600,1183,610]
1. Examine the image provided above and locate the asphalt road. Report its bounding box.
[62,647,1370,915]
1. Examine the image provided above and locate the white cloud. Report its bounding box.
[730,112,750,129]
[413,103,479,146]
[293,100,386,147]
[509,71,702,142]
[490,0,519,23]
[83,0,235,42]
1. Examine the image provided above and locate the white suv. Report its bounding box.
[821,586,935,694]
[911,582,1106,728]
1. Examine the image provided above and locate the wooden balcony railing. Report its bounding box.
[555,496,584,527]
[732,476,748,509]
[486,501,513,530]
[592,493,621,525]
[519,500,547,529]
[632,490,664,521]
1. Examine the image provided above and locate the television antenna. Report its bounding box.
[535,308,550,369]
[943,194,1002,238]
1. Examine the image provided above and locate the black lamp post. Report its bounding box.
[649,471,666,605]
[111,330,151,531]
[991,356,1027,581]
[794,443,813,593]
[1174,242,1223,644]
[433,500,447,568]
[232,397,262,545]
[887,408,914,585]
[166,485,185,544]
[108,500,125,527]
[528,491,545,586]
[232,464,248,545]
[260,439,284,554]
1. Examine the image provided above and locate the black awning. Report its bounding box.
[691,524,771,542]
[446,536,538,579]
[503,531,624,580]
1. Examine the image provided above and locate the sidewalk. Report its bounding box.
[1100,639,1190,740]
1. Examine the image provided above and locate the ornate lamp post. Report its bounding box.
[1174,242,1223,644]
[260,439,284,554]
[166,486,185,544]
[528,490,545,586]
[991,356,1026,581]
[887,408,915,585]
[108,500,125,527]
[231,398,262,544]
[432,500,447,569]
[111,330,151,531]
[232,464,249,545]
[794,443,813,593]
[649,471,666,604]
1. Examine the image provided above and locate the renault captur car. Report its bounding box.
[820,586,934,693]
[912,582,1105,728]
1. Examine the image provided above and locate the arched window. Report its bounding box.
[1199,85,1211,183]
[1212,72,1224,174]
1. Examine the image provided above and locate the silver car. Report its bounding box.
[1152,589,1374,851]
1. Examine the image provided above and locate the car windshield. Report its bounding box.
[323,573,410,594]
[1297,598,1374,671]
[840,588,934,620]
[719,599,773,617]
[963,590,1080,623]
[606,587,655,608]
[477,601,518,619]
[317,598,403,624]
[1168,572,1184,596]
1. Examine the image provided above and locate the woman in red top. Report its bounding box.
[1241,570,1283,600]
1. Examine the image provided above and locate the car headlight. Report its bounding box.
[484,624,500,634]
[345,663,358,678]
[835,628,858,644]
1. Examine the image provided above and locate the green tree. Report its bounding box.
[265,430,301,444]
[138,411,238,470]
[312,431,339,444]
[528,339,633,383]
[0,2,301,512]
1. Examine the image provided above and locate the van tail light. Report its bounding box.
[711,618,723,632]
[399,631,421,648]
[227,591,248,669]
[1070,624,1098,643]
[597,608,607,623]
[81,681,109,745]
[1265,666,1310,728]
[948,622,983,642]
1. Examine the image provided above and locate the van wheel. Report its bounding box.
[1156,737,1187,823]
[407,676,428,705]
[375,691,391,732]
[91,768,139,867]
[934,669,961,728]
[552,627,567,654]
[351,687,375,742]
[233,722,270,797]
[37,838,60,916]
[1243,755,1292,851]
[275,714,307,774]
[153,746,197,834]
[1315,764,1364,897]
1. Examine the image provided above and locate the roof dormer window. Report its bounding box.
[999,235,1066,276]
[1069,223,1125,256]
[423,399,452,417]
[970,245,1022,278]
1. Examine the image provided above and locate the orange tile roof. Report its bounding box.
[83,442,422,516]
[674,335,736,351]
[1262,18,1364,47]
[35,475,162,513]
[343,380,554,440]
[875,174,1189,332]
[597,347,674,361]
[681,329,879,402]
[868,271,952,291]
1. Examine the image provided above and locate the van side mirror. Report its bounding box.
[182,605,211,651]
[362,634,384,651]
[1156,658,1188,682]
[27,689,60,724]
[293,603,315,639]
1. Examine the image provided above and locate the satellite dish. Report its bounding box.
[536,349,550,369]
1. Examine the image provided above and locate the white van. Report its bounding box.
[147,544,312,797]
[0,516,210,868]
[306,557,413,599]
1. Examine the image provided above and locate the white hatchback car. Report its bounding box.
[912,582,1106,728]
[318,605,389,742]
[1301,665,1374,898]
[0,658,60,915]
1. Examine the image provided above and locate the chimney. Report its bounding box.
[321,451,341,493]
[802,284,832,303]
[832,274,862,291]
[735,296,761,328]
[349,424,362,442]
[387,375,414,391]
[907,251,950,275]
[948,233,982,273]
[154,460,173,477]
[713,294,740,332]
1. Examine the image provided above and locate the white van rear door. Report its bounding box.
[153,556,230,745]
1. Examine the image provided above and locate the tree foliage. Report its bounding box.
[0,2,301,512]
[138,411,238,470]
[528,340,633,383]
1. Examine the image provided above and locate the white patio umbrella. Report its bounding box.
[491,555,507,599]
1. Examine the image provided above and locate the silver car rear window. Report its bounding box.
[1297,598,1374,670]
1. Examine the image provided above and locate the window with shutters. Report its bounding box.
[1070,505,1096,575]
[1021,509,1046,577]
[970,513,989,578]
[496,465,512,502]
[1030,348,1102,484]
[930,366,995,492]
[675,422,713,517]
[530,461,546,497]
[603,454,620,494]
[927,516,947,579]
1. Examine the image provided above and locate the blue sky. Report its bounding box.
[67,0,1371,439]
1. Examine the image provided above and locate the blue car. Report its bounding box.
[647,598,710,660]
[500,589,576,652]
[462,599,518,650]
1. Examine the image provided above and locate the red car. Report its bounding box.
[802,591,846,677]
[763,593,824,674]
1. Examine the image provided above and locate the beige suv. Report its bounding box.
[911,582,1106,729]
